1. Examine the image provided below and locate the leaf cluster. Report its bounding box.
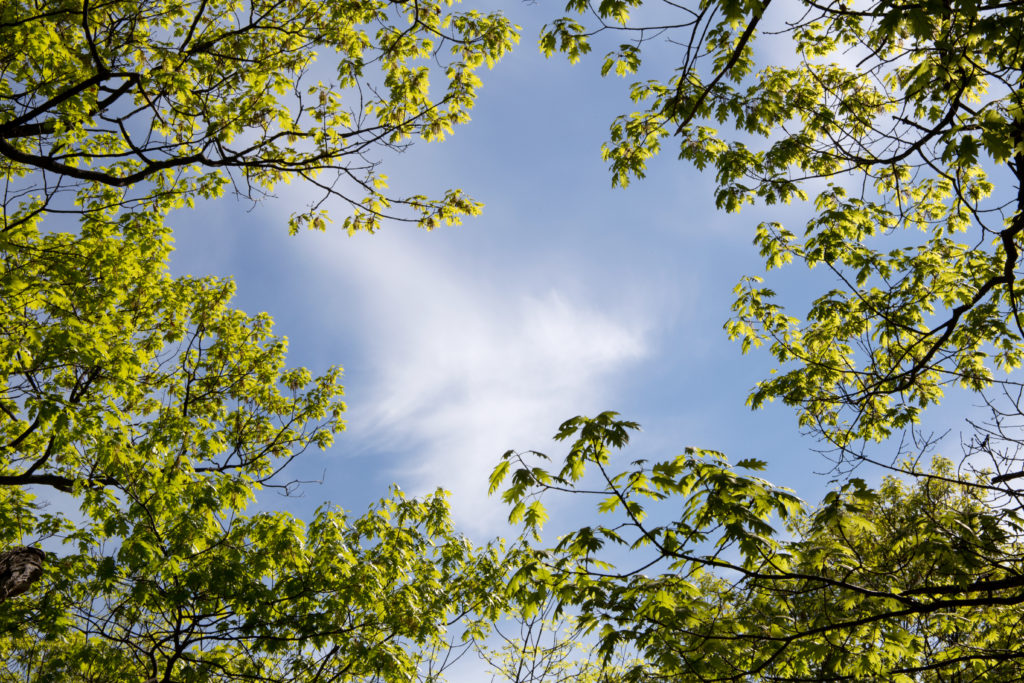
[0,1,520,679]
[494,414,1024,681]
[0,0,518,232]
[541,0,1024,451]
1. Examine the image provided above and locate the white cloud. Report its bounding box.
[295,228,651,535]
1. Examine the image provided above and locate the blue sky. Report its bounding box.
[165,3,865,539]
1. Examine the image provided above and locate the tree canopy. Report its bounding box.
[5,0,1024,681]
[1,0,515,679]
[490,0,1024,680]
[539,0,1024,449]
[493,412,1024,680]
[1,0,516,232]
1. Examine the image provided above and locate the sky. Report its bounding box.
[164,2,887,540]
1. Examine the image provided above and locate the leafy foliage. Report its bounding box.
[0,0,517,679]
[476,598,639,683]
[499,0,1024,678]
[0,0,518,232]
[1,485,509,681]
[9,0,1024,679]
[540,0,1024,451]
[0,106,507,683]
[494,414,1024,681]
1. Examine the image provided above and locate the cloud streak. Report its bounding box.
[296,228,651,534]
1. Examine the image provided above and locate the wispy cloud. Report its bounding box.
[295,228,652,534]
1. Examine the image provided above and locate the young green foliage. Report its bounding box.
[495,415,1024,680]
[475,597,640,683]
[0,0,519,678]
[0,204,514,680]
[523,1,1024,677]
[0,0,518,232]
[540,0,1024,451]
